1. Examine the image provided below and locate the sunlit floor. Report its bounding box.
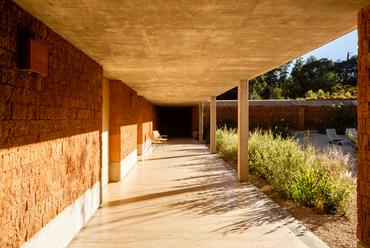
[67,137,310,248]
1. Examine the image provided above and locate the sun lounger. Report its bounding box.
[326,129,345,144]
[338,128,357,146]
[337,140,352,146]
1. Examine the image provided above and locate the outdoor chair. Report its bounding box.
[326,129,345,144]
[153,130,167,145]
[337,140,352,146]
[149,133,165,151]
[338,128,357,146]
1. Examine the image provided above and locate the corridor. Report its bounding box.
[67,138,323,248]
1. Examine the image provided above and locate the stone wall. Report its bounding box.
[195,100,357,132]
[357,6,370,247]
[109,81,156,181]
[137,96,155,145]
[109,80,137,162]
[0,0,103,246]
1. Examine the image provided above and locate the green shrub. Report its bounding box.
[249,113,293,139]
[216,128,356,216]
[317,104,357,135]
[345,129,358,152]
[216,126,238,163]
[301,85,357,100]
[218,119,236,130]
[203,125,210,143]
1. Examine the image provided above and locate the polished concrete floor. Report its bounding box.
[67,138,311,248]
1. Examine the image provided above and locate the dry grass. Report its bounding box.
[216,127,357,216]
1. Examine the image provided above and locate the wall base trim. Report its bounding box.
[137,138,151,155]
[21,180,101,248]
[109,149,137,182]
[358,241,370,248]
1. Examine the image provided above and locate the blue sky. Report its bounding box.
[299,30,358,62]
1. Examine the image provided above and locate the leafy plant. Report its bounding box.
[317,104,357,135]
[345,129,358,152]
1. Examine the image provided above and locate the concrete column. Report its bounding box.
[102,78,110,188]
[238,80,249,181]
[199,103,203,143]
[210,96,216,154]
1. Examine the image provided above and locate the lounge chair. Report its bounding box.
[153,130,167,144]
[338,128,357,146]
[149,133,165,151]
[337,140,352,146]
[326,129,345,144]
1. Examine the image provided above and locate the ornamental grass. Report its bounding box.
[216,126,356,216]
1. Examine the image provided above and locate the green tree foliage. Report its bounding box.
[217,87,238,100]
[332,55,358,86]
[293,56,340,94]
[217,55,358,100]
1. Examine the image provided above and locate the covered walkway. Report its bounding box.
[67,138,325,248]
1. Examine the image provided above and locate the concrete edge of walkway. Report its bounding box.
[208,148,330,248]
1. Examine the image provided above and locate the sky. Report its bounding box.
[299,30,358,62]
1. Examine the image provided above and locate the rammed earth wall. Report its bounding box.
[0,0,103,246]
[357,6,370,247]
[193,100,357,132]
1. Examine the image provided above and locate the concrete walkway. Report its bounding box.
[67,138,326,248]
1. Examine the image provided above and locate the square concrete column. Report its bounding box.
[238,80,249,181]
[210,96,216,154]
[199,103,203,143]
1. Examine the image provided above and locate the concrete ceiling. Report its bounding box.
[12,0,370,106]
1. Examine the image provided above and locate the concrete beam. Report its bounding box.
[238,80,249,181]
[199,103,203,143]
[210,96,216,154]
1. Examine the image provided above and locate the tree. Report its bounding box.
[291,56,340,96]
[216,55,357,100]
[217,87,238,100]
[333,55,358,86]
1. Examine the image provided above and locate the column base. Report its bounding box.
[109,149,137,182]
[137,138,151,155]
[358,241,370,248]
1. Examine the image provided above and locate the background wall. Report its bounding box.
[137,96,156,154]
[0,1,103,246]
[193,100,357,132]
[109,80,138,163]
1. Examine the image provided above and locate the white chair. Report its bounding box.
[326,129,345,144]
[153,130,167,145]
[149,133,165,151]
[337,140,352,146]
